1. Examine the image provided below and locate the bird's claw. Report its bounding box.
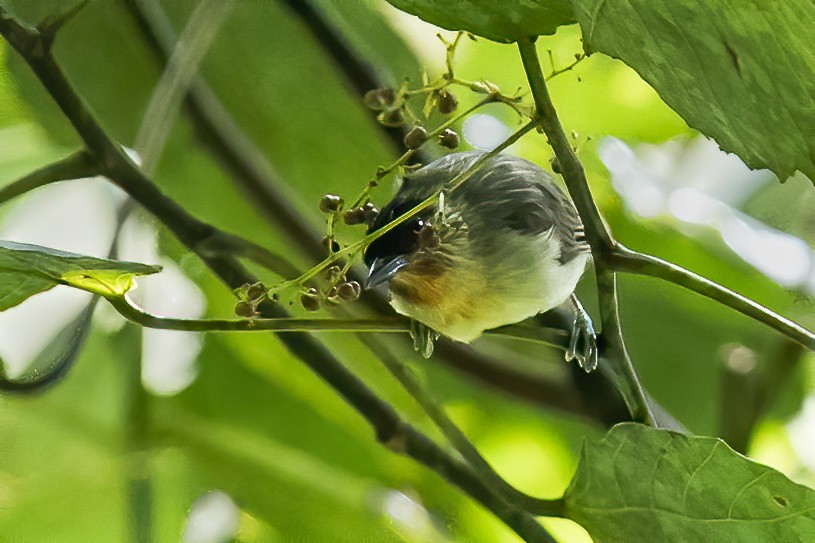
[410,320,439,358]
[566,298,598,372]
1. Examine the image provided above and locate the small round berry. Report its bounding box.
[300,291,321,312]
[377,109,405,127]
[362,202,379,222]
[363,88,396,111]
[550,156,562,174]
[437,90,458,114]
[342,208,366,225]
[246,282,266,302]
[438,128,459,149]
[235,300,258,318]
[403,125,428,149]
[338,281,362,301]
[319,194,343,213]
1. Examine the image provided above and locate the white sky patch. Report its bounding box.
[182,490,241,543]
[463,113,511,151]
[601,136,815,292]
[118,215,205,396]
[0,178,123,377]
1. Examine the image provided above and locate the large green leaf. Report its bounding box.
[574,0,815,181]
[564,423,815,541]
[384,0,575,43]
[0,240,161,309]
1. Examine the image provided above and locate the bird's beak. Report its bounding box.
[365,256,408,289]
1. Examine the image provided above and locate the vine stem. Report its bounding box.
[106,294,567,350]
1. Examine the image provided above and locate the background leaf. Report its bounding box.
[0,240,160,308]
[565,423,815,541]
[384,0,575,43]
[573,0,815,181]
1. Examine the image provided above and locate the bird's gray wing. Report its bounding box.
[455,154,590,264]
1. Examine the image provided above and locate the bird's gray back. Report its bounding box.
[399,151,588,263]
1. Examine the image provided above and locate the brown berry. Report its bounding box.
[235,300,258,318]
[246,282,266,302]
[319,194,343,213]
[403,125,428,150]
[438,128,459,149]
[363,88,396,111]
[342,208,366,225]
[362,202,379,222]
[338,281,362,301]
[378,109,405,127]
[437,90,458,114]
[300,291,321,312]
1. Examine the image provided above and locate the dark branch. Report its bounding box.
[518,38,655,426]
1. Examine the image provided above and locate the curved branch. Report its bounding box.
[0,149,96,205]
[611,246,815,350]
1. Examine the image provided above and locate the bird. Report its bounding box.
[364,150,598,371]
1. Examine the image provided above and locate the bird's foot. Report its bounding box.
[566,295,598,372]
[410,320,440,358]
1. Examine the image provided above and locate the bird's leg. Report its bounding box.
[567,294,598,372]
[410,319,439,358]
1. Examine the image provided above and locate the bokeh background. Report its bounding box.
[1,1,813,541]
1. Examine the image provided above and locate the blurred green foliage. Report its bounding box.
[0,1,813,542]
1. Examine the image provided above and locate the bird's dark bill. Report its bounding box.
[365,256,408,289]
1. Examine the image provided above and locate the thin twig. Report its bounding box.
[359,334,565,517]
[611,247,815,350]
[0,149,96,205]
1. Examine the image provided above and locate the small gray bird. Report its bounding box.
[364,151,598,371]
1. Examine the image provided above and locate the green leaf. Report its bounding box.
[573,0,815,181]
[385,0,575,43]
[564,423,815,541]
[0,240,161,309]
